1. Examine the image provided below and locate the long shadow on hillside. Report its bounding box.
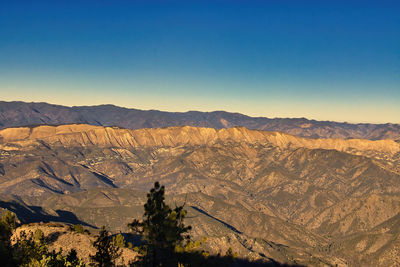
[115,231,303,267]
[198,256,303,267]
[126,249,303,267]
[230,259,303,267]
[190,206,242,234]
[0,200,96,228]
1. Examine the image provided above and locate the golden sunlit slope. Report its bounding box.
[1,124,399,155]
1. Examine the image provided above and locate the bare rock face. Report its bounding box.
[1,124,400,266]
[1,124,399,154]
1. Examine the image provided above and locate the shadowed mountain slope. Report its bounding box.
[1,101,400,140]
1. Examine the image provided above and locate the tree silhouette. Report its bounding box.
[0,211,17,266]
[128,182,192,266]
[90,226,121,267]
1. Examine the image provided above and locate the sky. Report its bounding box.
[0,0,399,123]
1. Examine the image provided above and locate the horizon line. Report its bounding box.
[1,99,398,126]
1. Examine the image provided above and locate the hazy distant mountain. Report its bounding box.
[1,101,399,140]
[1,124,400,265]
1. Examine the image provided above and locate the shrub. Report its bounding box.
[112,233,126,248]
[73,224,85,234]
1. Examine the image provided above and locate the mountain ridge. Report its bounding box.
[1,124,399,157]
[1,100,400,140]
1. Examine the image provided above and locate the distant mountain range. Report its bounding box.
[1,101,399,140]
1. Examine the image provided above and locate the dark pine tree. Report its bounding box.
[90,226,121,267]
[128,182,192,266]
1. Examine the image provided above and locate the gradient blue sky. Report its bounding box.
[1,0,399,123]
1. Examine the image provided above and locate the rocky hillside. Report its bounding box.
[1,101,400,140]
[1,124,400,266]
[11,223,137,265]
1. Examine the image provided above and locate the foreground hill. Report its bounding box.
[1,101,400,140]
[1,124,400,265]
[11,223,137,265]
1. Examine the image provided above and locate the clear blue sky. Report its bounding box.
[1,0,399,123]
